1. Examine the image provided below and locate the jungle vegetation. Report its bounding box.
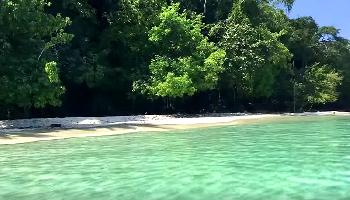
[1,0,349,119]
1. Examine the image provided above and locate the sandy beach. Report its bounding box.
[0,112,349,145]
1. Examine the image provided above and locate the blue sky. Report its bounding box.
[289,0,350,39]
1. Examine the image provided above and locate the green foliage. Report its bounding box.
[49,0,107,89]
[173,0,294,23]
[285,16,350,109]
[0,0,72,108]
[215,0,291,98]
[45,62,60,83]
[135,4,226,98]
[147,71,196,98]
[2,0,350,118]
[298,64,343,106]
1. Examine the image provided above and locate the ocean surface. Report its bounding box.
[1,116,350,200]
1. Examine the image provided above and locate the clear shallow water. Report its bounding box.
[1,116,350,200]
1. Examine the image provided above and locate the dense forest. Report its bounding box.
[1,0,349,119]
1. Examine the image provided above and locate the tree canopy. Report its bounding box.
[0,0,72,110]
[0,0,349,118]
[134,3,225,98]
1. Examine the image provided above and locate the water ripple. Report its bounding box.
[0,116,350,200]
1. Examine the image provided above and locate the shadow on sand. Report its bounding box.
[0,123,169,141]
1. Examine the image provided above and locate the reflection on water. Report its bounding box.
[1,116,350,200]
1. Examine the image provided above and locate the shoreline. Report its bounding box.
[0,111,349,145]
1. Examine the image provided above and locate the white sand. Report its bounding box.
[0,111,349,145]
[0,113,279,130]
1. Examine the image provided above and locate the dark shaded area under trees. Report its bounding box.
[1,0,349,119]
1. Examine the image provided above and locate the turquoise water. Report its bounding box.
[1,116,350,200]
